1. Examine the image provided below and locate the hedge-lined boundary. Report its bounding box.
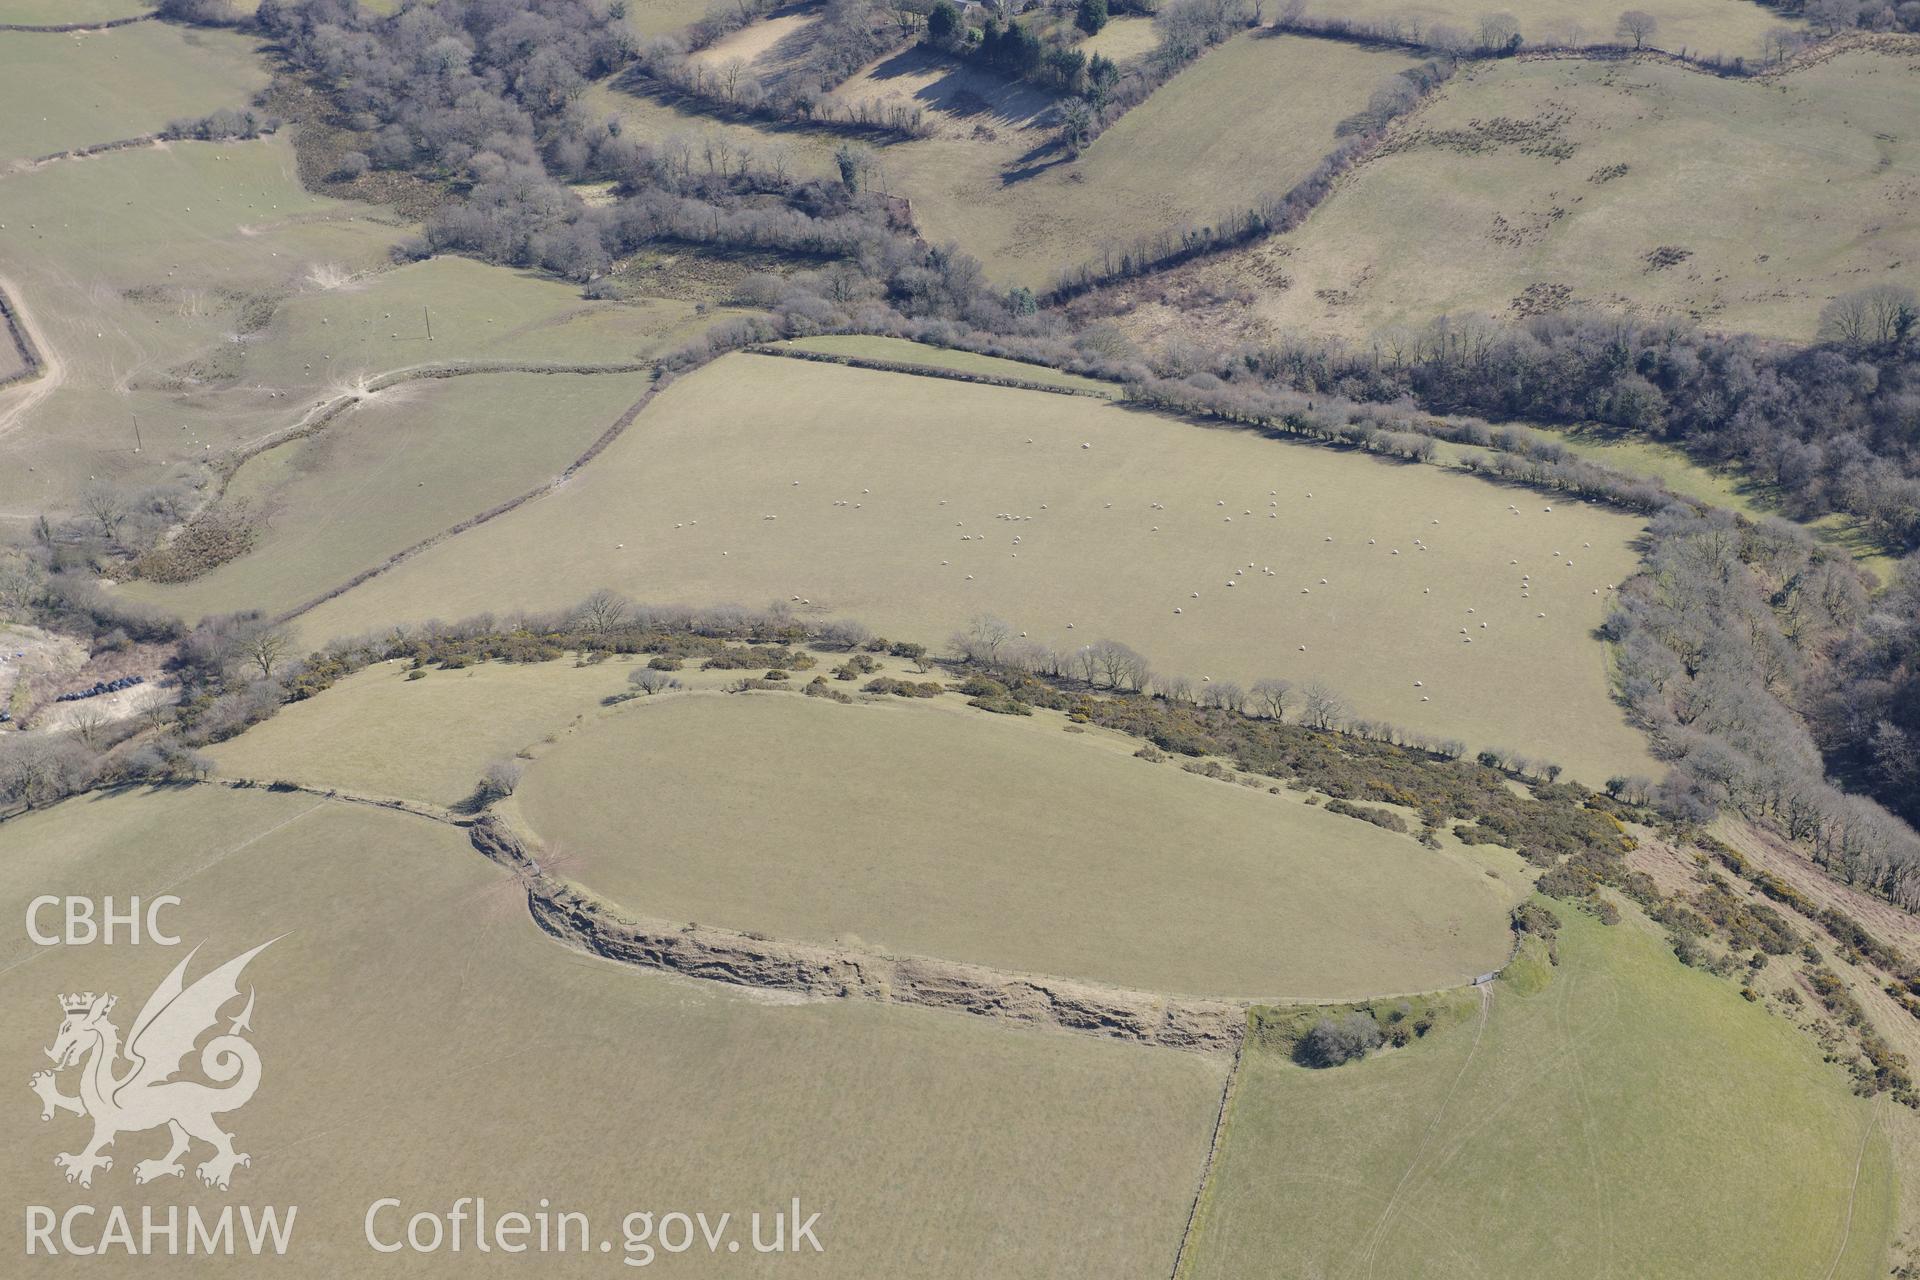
[19,133,161,170]
[1040,33,1900,301]
[272,371,661,626]
[215,358,656,497]
[743,344,1117,398]
[1268,19,1770,78]
[0,13,151,31]
[0,286,44,391]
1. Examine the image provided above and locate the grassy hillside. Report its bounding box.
[1294,0,1790,59]
[773,334,1117,393]
[599,33,1412,288]
[1539,428,1902,585]
[620,0,713,39]
[0,1,151,25]
[207,658,638,806]
[294,355,1656,785]
[0,134,402,514]
[1182,907,1893,1278]
[0,23,265,165]
[116,369,654,623]
[854,33,1415,288]
[513,690,1522,999]
[0,785,1226,1277]
[234,254,725,386]
[1182,46,1920,342]
[1076,14,1160,63]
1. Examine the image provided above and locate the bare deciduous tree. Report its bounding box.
[80,483,129,543]
[479,757,525,801]
[1818,284,1918,351]
[1301,682,1349,730]
[1252,678,1292,720]
[573,589,630,634]
[238,620,291,680]
[953,615,1012,665]
[629,668,681,695]
[1476,11,1520,49]
[1202,680,1246,712]
[1615,9,1656,47]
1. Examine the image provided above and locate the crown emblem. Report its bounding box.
[59,992,112,1015]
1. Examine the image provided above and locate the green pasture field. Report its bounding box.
[1295,0,1790,58]
[773,334,1117,393]
[236,254,721,382]
[206,658,640,807]
[0,785,1226,1277]
[0,1,149,24]
[1187,47,1920,343]
[1181,906,1894,1279]
[115,369,655,623]
[512,691,1521,1000]
[836,33,1415,288]
[1538,428,1903,585]
[0,23,266,166]
[688,6,821,90]
[621,0,713,39]
[0,135,403,519]
[0,141,725,534]
[294,354,1656,785]
[1075,14,1161,63]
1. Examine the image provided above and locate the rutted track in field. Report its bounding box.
[259,361,661,625]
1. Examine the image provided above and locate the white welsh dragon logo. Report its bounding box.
[29,940,277,1192]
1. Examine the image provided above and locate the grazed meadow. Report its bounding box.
[1,3,1914,1275]
[0,23,266,166]
[0,784,1225,1276]
[512,690,1523,999]
[117,369,657,622]
[1294,0,1791,59]
[0,135,400,510]
[841,32,1417,288]
[0,0,152,25]
[1175,45,1920,342]
[293,355,1655,784]
[1182,909,1894,1279]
